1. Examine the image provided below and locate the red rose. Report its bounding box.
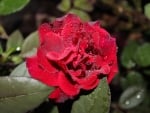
[26,14,118,102]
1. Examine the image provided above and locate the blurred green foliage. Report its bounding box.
[0,0,30,15]
[0,0,150,113]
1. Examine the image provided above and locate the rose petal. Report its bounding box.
[46,46,76,61]
[58,71,80,96]
[52,19,64,33]
[50,88,71,103]
[38,23,52,43]
[88,21,100,27]
[37,48,57,72]
[68,70,82,81]
[63,14,81,25]
[63,52,77,64]
[41,32,64,53]
[78,72,99,90]
[61,14,81,47]
[26,57,58,86]
[99,64,110,75]
[107,61,118,83]
[26,56,40,78]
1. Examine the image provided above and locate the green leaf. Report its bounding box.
[71,77,110,113]
[10,62,30,77]
[121,40,139,69]
[69,9,91,21]
[6,30,24,53]
[0,0,30,15]
[57,0,71,12]
[74,0,93,12]
[21,31,39,57]
[119,86,145,109]
[0,76,52,113]
[129,106,150,113]
[133,43,150,67]
[0,43,3,54]
[121,71,144,90]
[11,55,23,64]
[144,3,150,19]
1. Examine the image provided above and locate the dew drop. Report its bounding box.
[125,101,130,105]
[136,94,141,99]
[16,47,21,51]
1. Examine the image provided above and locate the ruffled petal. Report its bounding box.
[107,60,118,83]
[61,14,82,47]
[99,64,110,75]
[38,23,52,43]
[41,32,64,53]
[37,48,57,72]
[49,88,71,103]
[26,56,59,86]
[77,72,99,90]
[46,46,76,61]
[58,71,80,96]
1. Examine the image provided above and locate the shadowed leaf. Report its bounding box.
[0,0,30,15]
[71,77,110,113]
[0,76,53,113]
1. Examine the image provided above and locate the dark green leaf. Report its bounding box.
[0,43,3,54]
[119,86,145,109]
[74,0,93,12]
[143,69,150,76]
[133,43,150,67]
[0,0,30,15]
[121,71,144,89]
[71,77,110,113]
[21,31,39,57]
[0,76,53,113]
[11,55,23,64]
[6,30,24,53]
[69,9,91,21]
[57,0,71,12]
[129,106,150,113]
[121,40,139,69]
[10,62,30,77]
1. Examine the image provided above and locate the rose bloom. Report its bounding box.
[26,14,118,102]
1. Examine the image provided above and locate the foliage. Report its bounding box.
[58,0,92,21]
[0,0,150,113]
[72,78,110,113]
[0,0,30,15]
